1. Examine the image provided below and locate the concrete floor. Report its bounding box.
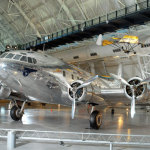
[0,103,150,149]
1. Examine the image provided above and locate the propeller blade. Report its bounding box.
[77,75,98,90]
[131,89,136,118]
[71,75,98,119]
[71,92,76,119]
[138,77,150,86]
[110,73,131,87]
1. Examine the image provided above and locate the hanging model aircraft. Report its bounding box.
[50,32,150,63]
[96,33,141,54]
[0,50,150,129]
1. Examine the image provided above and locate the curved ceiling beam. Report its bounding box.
[0,22,17,45]
[11,1,41,38]
[0,9,26,43]
[74,0,88,20]
[56,0,76,26]
[123,0,137,6]
[114,0,123,9]
[0,40,5,49]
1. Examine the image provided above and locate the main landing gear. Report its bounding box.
[10,100,26,121]
[89,103,102,129]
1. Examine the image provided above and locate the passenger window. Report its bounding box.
[0,53,8,58]
[32,58,37,64]
[13,55,22,60]
[28,57,32,63]
[20,56,27,62]
[5,53,14,59]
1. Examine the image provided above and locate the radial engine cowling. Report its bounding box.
[0,85,11,98]
[124,77,146,101]
[68,80,92,103]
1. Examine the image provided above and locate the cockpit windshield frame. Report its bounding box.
[0,53,8,58]
[5,53,15,59]
[0,52,37,65]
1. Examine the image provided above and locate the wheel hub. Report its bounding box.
[15,108,22,118]
[96,114,102,126]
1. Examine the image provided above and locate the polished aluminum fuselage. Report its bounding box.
[1,50,143,109]
[0,51,107,107]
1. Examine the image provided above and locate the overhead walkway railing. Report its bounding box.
[19,0,150,50]
[1,129,150,150]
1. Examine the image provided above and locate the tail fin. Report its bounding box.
[96,34,103,46]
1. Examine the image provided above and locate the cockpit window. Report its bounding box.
[5,53,14,59]
[20,53,26,55]
[20,56,27,62]
[28,57,32,63]
[32,58,37,64]
[13,54,22,60]
[0,53,8,58]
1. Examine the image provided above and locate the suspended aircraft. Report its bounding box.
[50,29,150,63]
[0,50,150,129]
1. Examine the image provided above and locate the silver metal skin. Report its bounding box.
[0,50,105,107]
[0,50,147,118]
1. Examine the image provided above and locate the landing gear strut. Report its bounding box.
[88,103,102,129]
[10,100,26,121]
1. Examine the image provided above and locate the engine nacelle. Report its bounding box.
[0,85,11,98]
[68,80,85,102]
[124,77,146,101]
[68,80,93,103]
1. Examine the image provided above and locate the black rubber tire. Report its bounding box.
[10,105,22,121]
[90,110,102,129]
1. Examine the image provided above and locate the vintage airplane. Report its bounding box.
[51,29,150,63]
[0,50,150,129]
